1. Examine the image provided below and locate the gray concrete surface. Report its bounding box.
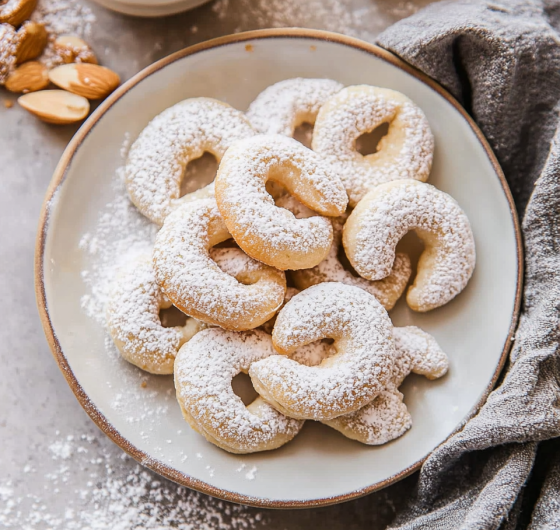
[0,1,437,527]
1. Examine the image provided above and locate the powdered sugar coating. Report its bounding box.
[313,85,434,206]
[153,199,286,331]
[0,23,16,85]
[344,180,476,312]
[215,134,348,270]
[390,326,449,385]
[106,255,204,375]
[246,78,344,136]
[324,326,448,444]
[259,286,299,335]
[259,286,336,366]
[174,328,304,454]
[125,98,255,226]
[327,390,412,445]
[292,216,412,310]
[249,283,395,421]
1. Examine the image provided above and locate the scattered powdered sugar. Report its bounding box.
[312,85,434,206]
[211,0,422,41]
[324,326,448,444]
[79,168,159,324]
[32,0,96,69]
[344,179,476,311]
[247,78,344,136]
[215,134,347,270]
[0,431,265,529]
[250,283,395,420]
[175,328,304,453]
[119,131,131,159]
[153,199,286,330]
[245,466,258,480]
[292,216,412,310]
[125,98,255,226]
[49,436,74,460]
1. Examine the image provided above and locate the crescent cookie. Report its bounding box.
[107,256,205,375]
[153,199,286,331]
[174,328,304,454]
[125,98,255,226]
[215,134,348,270]
[344,180,475,312]
[312,85,434,207]
[260,286,336,366]
[249,283,395,421]
[324,326,448,444]
[291,217,412,311]
[247,78,344,136]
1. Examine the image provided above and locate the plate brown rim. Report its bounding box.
[34,28,524,509]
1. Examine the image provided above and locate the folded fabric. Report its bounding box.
[375,1,560,528]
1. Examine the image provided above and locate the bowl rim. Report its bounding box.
[34,28,524,509]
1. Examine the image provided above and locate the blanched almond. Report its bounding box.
[5,61,49,93]
[0,0,38,26]
[18,89,89,124]
[49,63,120,100]
[15,21,48,64]
[53,35,97,65]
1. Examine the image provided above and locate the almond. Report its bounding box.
[49,63,120,100]
[18,89,90,124]
[5,61,49,93]
[15,21,48,64]
[0,0,38,26]
[53,35,97,65]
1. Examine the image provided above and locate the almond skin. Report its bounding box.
[53,35,98,65]
[49,63,120,100]
[0,0,38,26]
[18,89,90,124]
[15,21,48,64]
[5,61,49,93]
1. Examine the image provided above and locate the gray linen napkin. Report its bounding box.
[375,1,560,528]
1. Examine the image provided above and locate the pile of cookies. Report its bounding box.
[0,0,119,123]
[107,78,476,454]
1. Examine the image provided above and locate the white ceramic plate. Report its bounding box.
[36,29,522,508]
[90,0,210,18]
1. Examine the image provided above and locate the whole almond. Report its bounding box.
[15,21,48,64]
[49,63,120,100]
[18,90,90,124]
[5,61,49,93]
[53,35,98,65]
[0,0,38,26]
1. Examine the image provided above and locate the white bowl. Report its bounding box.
[36,29,522,508]
[90,0,210,18]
